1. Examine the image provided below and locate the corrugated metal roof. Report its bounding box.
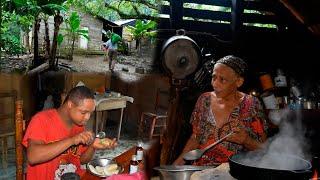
[113,19,136,26]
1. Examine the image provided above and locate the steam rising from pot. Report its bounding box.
[237,108,311,170]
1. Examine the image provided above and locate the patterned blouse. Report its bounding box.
[191,92,267,165]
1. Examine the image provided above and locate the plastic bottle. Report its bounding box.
[129,155,139,174]
[259,72,279,109]
[136,142,144,163]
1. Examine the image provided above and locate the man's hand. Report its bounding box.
[92,138,117,150]
[72,131,94,146]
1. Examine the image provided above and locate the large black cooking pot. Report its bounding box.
[229,152,312,180]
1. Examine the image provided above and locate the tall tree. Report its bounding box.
[13,0,66,67]
[66,0,160,20]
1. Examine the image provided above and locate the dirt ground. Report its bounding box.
[1,48,158,74]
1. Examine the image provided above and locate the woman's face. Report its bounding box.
[211,63,244,98]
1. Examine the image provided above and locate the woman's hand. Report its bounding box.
[226,127,249,145]
[173,156,186,165]
[92,138,117,150]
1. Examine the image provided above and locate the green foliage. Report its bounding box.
[1,11,25,56]
[57,34,64,46]
[127,20,157,41]
[64,11,89,40]
[60,11,89,59]
[65,0,160,21]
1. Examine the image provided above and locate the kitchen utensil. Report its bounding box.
[229,152,312,180]
[183,131,234,161]
[86,158,123,178]
[88,131,106,145]
[154,165,217,180]
[161,30,201,80]
[96,131,106,139]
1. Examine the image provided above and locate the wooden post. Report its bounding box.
[160,80,184,164]
[170,0,183,29]
[15,100,24,180]
[231,0,244,48]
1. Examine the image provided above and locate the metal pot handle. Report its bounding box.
[176,29,186,35]
[290,169,312,174]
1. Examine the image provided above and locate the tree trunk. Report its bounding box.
[44,18,51,59]
[25,32,31,54]
[136,39,141,56]
[50,12,63,69]
[33,18,41,67]
[69,35,76,61]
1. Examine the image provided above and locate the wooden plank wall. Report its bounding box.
[0,73,36,148]
[158,0,280,40]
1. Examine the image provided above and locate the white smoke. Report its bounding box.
[236,108,311,170]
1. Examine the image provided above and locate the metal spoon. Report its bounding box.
[88,131,106,145]
[183,131,234,161]
[96,131,106,139]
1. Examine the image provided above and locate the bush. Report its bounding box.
[1,34,25,56]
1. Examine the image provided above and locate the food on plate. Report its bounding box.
[88,163,119,176]
[99,138,113,146]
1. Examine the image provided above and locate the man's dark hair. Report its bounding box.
[63,86,95,105]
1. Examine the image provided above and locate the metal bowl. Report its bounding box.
[154,165,217,180]
[86,158,123,178]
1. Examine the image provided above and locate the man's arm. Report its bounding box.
[173,134,199,165]
[27,131,93,165]
[80,145,95,164]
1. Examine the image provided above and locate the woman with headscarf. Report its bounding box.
[173,55,268,166]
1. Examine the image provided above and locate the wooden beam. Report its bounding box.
[170,0,183,29]
[160,5,170,15]
[279,0,305,24]
[0,91,16,98]
[27,62,49,75]
[231,0,244,46]
[0,113,14,120]
[183,0,232,7]
[242,13,278,24]
[15,100,24,180]
[183,8,231,22]
[243,1,274,11]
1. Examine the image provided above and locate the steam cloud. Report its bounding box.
[236,108,311,170]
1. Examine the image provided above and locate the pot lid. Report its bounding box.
[161,35,201,79]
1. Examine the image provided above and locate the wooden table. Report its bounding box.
[81,146,137,180]
[81,139,161,179]
[94,93,134,140]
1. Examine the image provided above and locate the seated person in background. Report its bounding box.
[173,55,268,166]
[23,86,117,179]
